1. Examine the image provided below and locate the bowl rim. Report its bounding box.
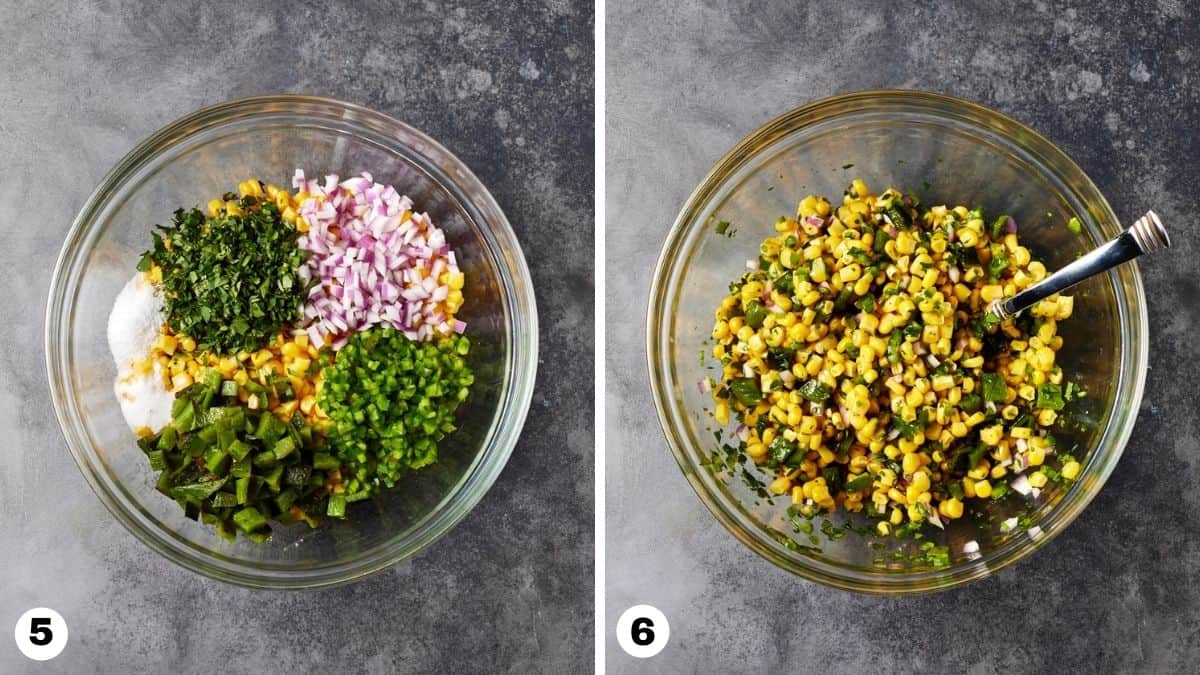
[646,89,1148,594]
[45,94,538,589]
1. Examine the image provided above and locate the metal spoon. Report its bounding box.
[987,211,1170,321]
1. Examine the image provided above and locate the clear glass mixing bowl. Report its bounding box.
[648,91,1147,594]
[46,95,537,589]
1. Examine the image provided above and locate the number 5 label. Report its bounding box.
[14,608,68,661]
[616,605,669,658]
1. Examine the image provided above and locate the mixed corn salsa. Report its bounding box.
[705,179,1085,551]
[108,172,473,542]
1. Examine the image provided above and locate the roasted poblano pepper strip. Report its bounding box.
[137,367,350,544]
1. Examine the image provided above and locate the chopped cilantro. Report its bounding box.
[981,372,1007,402]
[145,199,306,352]
[798,379,831,403]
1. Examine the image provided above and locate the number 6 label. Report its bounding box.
[14,608,68,661]
[616,605,669,658]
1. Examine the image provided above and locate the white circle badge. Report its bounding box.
[14,608,68,661]
[616,604,669,658]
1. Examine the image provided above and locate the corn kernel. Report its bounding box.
[938,497,964,519]
[1061,460,1081,481]
[974,480,992,498]
[1026,447,1045,466]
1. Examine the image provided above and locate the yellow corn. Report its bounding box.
[706,181,1081,534]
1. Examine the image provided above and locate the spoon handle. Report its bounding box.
[989,211,1169,321]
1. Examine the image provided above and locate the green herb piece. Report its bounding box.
[989,215,1009,239]
[766,347,796,372]
[1067,217,1083,234]
[745,301,767,329]
[981,372,1007,402]
[988,246,1010,280]
[892,415,925,442]
[845,473,873,492]
[960,394,983,414]
[883,205,912,229]
[773,272,794,294]
[847,247,873,265]
[728,378,763,406]
[1036,383,1066,411]
[873,227,892,254]
[767,436,796,466]
[887,329,903,364]
[797,379,831,403]
[962,445,988,475]
[144,199,307,352]
[970,311,1002,338]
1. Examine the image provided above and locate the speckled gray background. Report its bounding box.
[607,0,1198,672]
[0,1,592,673]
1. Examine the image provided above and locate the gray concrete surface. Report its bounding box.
[607,0,1200,672]
[0,1,592,673]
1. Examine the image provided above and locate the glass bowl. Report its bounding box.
[648,90,1147,594]
[46,95,537,589]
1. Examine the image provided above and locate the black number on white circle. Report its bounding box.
[617,605,668,658]
[29,618,52,646]
[632,617,654,646]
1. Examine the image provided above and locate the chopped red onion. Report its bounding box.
[1010,474,1033,496]
[294,170,464,348]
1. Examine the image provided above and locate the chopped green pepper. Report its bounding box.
[982,373,1007,402]
[728,378,763,406]
[1036,383,1066,411]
